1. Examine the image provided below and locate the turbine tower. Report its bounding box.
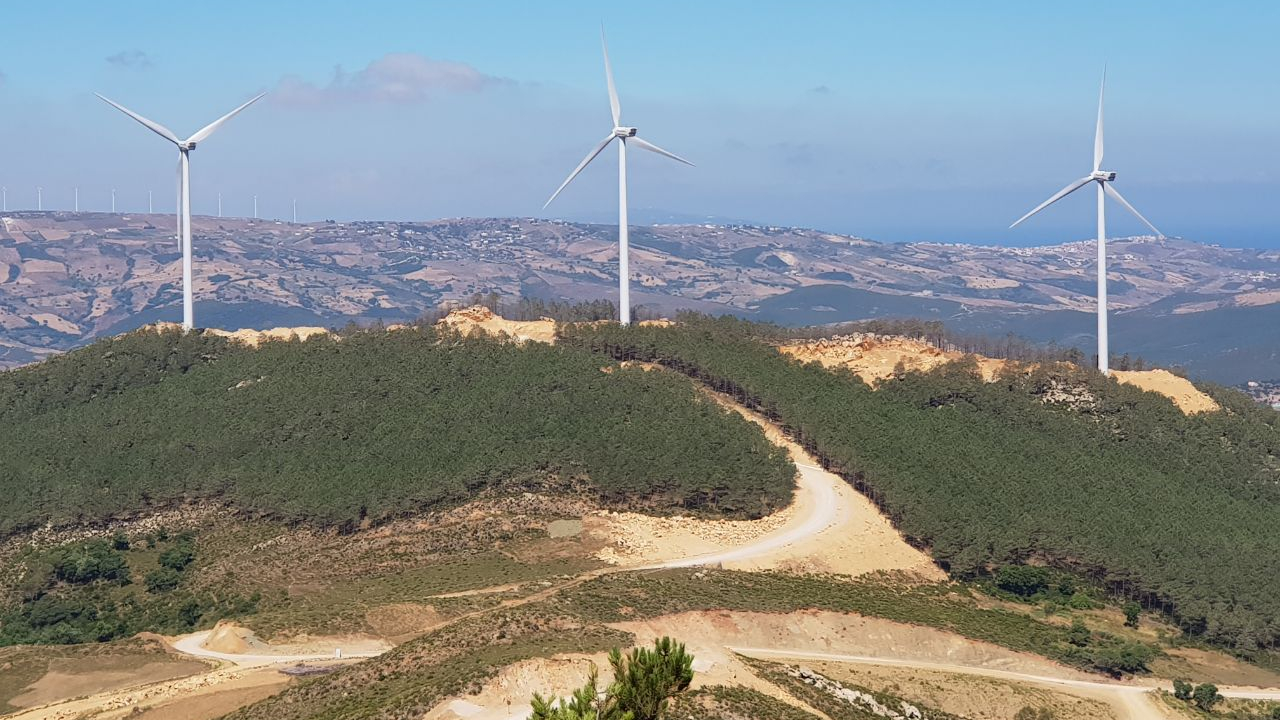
[111,188,116,213]
[149,190,154,214]
[1010,71,1162,375]
[75,187,79,212]
[253,194,258,219]
[97,91,265,331]
[218,192,222,218]
[37,187,42,211]
[2,187,6,212]
[544,27,693,325]
[292,198,297,224]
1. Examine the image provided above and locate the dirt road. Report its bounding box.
[170,630,386,667]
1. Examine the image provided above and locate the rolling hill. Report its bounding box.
[3,211,1279,383]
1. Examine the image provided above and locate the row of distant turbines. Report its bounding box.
[30,28,1160,377]
[1,187,293,221]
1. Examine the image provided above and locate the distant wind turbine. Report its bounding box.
[111,188,116,213]
[253,194,258,220]
[75,187,79,212]
[97,91,265,331]
[149,190,154,214]
[1010,71,1163,375]
[2,187,6,212]
[217,192,222,218]
[37,186,42,211]
[543,27,693,325]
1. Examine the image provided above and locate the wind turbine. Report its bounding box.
[37,187,42,211]
[1010,71,1162,375]
[75,187,79,212]
[97,91,265,331]
[543,27,693,325]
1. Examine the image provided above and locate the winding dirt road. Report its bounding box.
[11,387,1280,720]
[170,631,385,667]
[639,461,841,570]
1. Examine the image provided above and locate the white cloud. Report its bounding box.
[106,50,153,69]
[274,53,506,107]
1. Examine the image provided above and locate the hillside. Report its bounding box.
[563,317,1280,653]
[5,317,1280,718]
[3,212,1279,382]
[0,322,794,538]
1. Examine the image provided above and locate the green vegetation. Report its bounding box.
[531,637,694,720]
[0,531,256,646]
[552,569,1161,675]
[669,685,821,720]
[221,607,633,720]
[745,658,968,720]
[0,325,793,536]
[561,316,1280,653]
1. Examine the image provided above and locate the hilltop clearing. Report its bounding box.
[434,305,558,343]
[780,334,1219,415]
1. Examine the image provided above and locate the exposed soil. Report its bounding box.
[436,306,557,344]
[780,334,1219,415]
[1111,369,1220,414]
[204,326,331,347]
[806,661,1118,720]
[7,656,208,710]
[587,397,943,580]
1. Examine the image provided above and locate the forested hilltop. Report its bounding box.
[561,316,1280,654]
[0,325,794,537]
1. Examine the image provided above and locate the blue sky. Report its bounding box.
[0,1,1277,246]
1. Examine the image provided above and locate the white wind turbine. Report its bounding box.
[97,92,265,331]
[544,27,693,325]
[1010,71,1162,375]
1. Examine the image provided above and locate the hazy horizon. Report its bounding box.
[2,1,1277,248]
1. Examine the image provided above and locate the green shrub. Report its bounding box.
[996,566,1050,598]
[145,568,182,594]
[50,541,129,585]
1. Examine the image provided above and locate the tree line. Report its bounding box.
[560,315,1280,654]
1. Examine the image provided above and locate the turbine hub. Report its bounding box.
[1091,170,1116,182]
[179,141,197,151]
[613,127,638,138]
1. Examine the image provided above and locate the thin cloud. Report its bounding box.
[809,85,831,95]
[274,53,507,107]
[106,50,153,69]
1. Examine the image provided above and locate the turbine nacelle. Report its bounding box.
[179,141,197,151]
[1091,170,1116,182]
[613,126,638,138]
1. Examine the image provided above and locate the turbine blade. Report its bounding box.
[1094,68,1106,171]
[601,26,621,127]
[187,92,267,145]
[1010,176,1093,228]
[544,134,616,208]
[1104,183,1163,237]
[96,94,180,145]
[629,136,694,166]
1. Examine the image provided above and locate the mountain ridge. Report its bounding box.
[2,211,1278,382]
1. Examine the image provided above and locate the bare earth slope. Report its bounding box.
[780,334,1220,415]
